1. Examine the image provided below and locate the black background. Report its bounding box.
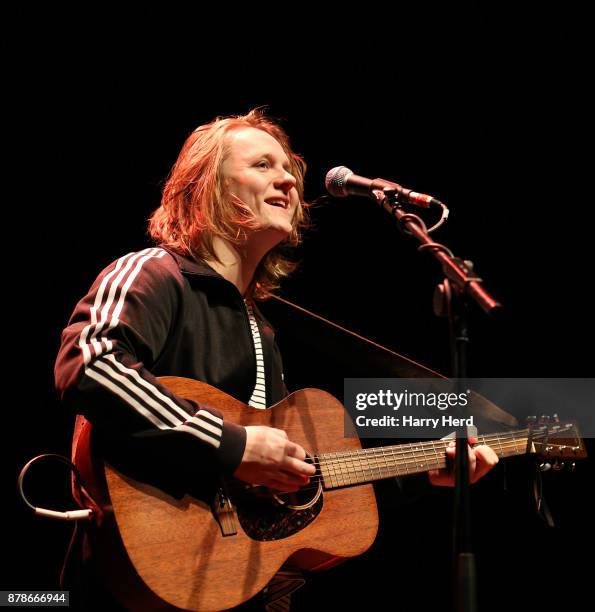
[6,5,593,611]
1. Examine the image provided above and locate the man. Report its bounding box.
[55,109,498,610]
[56,111,316,496]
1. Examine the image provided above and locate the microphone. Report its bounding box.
[325,166,443,208]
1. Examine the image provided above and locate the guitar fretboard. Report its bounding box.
[318,430,532,489]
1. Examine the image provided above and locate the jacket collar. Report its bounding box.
[162,246,261,305]
[161,247,270,325]
[162,246,224,279]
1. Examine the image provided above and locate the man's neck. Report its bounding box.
[207,235,273,297]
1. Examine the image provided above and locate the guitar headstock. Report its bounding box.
[528,416,587,471]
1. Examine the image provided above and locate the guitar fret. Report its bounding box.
[345,452,355,485]
[325,453,339,488]
[430,440,438,471]
[357,451,367,483]
[403,444,411,475]
[340,453,350,486]
[356,451,367,484]
[348,452,357,484]
[495,433,504,457]
[416,442,426,471]
[335,452,344,485]
[374,448,383,481]
[509,429,522,456]
[419,442,428,468]
[382,448,391,476]
[326,454,336,487]
[347,451,358,485]
[322,453,332,488]
[336,452,347,487]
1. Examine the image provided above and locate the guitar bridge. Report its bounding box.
[213,487,237,537]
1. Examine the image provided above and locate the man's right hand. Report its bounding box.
[233,426,316,492]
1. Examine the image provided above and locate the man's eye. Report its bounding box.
[257,160,270,169]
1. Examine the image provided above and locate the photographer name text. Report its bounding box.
[354,415,475,428]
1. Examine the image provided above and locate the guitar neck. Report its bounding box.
[318,430,533,489]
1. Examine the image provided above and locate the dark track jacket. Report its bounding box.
[54,246,287,479]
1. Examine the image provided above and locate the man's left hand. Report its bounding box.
[428,439,499,487]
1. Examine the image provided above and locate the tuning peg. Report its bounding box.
[527,416,537,425]
[553,461,564,471]
[552,413,560,424]
[569,462,576,472]
[539,462,551,472]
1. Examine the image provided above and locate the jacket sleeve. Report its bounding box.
[54,247,246,477]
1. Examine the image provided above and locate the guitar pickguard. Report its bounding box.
[230,482,324,541]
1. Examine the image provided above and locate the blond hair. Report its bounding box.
[148,109,308,298]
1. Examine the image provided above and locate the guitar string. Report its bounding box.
[313,442,573,473]
[313,429,574,460]
[312,438,578,465]
[308,440,515,483]
[307,432,572,470]
[275,438,575,494]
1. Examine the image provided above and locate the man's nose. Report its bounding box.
[274,169,297,193]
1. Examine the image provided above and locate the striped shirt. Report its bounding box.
[244,299,267,409]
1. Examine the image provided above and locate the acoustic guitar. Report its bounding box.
[72,376,586,611]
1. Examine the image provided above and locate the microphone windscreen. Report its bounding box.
[325,166,353,197]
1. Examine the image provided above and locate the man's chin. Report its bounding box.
[257,223,293,237]
[246,225,292,249]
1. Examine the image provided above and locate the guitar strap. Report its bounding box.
[267,295,518,428]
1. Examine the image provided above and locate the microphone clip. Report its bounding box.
[378,187,449,234]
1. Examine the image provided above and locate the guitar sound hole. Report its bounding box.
[234,458,324,541]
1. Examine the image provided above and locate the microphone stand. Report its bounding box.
[379,188,501,612]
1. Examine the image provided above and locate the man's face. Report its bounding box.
[221,127,299,238]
